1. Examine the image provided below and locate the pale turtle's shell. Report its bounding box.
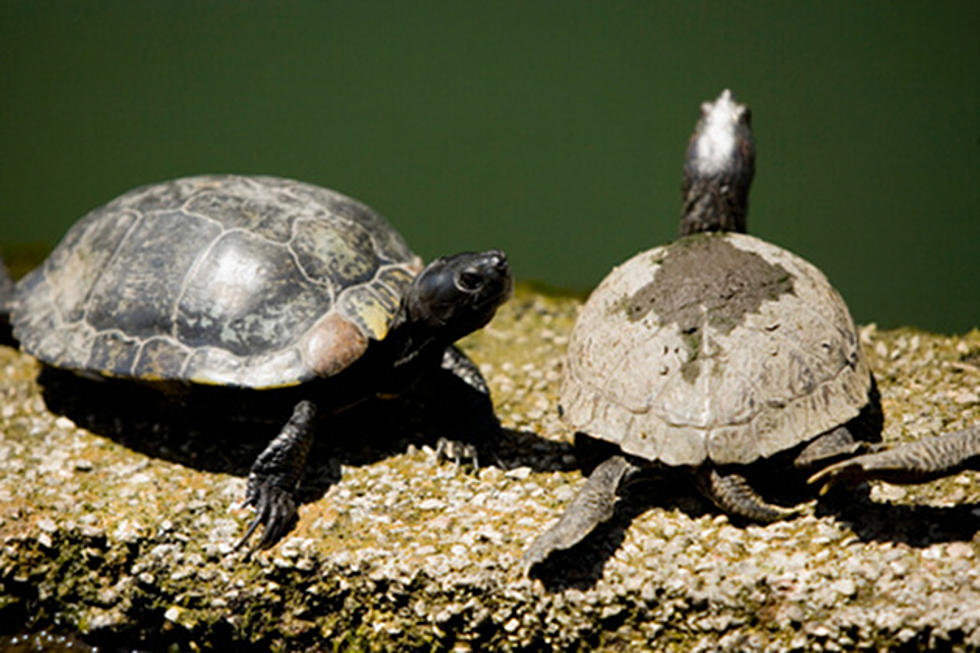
[560,232,871,467]
[13,175,423,389]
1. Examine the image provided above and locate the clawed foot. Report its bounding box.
[699,466,799,523]
[434,437,480,469]
[234,479,299,558]
[808,456,875,492]
[809,425,980,492]
[234,400,316,558]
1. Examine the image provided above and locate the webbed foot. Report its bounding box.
[235,400,316,557]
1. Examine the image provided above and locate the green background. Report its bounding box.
[2,1,977,332]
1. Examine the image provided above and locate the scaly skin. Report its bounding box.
[236,400,317,557]
[696,467,798,523]
[523,456,637,569]
[810,425,980,489]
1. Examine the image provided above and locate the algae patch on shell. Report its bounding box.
[615,234,795,383]
[624,234,795,330]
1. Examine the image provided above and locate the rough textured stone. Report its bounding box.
[0,286,978,651]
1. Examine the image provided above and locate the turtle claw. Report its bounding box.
[234,480,298,558]
[434,437,480,469]
[808,460,867,493]
[234,400,316,557]
[698,467,799,523]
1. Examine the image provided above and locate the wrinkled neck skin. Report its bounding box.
[679,174,750,236]
[386,307,450,371]
[680,166,753,236]
[365,301,456,396]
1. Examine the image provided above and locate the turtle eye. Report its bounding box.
[456,270,484,293]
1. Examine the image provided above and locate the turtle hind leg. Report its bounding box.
[697,467,798,523]
[810,425,980,490]
[793,425,871,470]
[793,382,884,471]
[523,455,639,572]
[235,399,317,557]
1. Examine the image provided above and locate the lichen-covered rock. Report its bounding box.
[1,287,978,651]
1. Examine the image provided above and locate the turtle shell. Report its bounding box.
[13,175,424,388]
[560,232,871,467]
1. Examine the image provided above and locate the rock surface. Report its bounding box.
[1,286,978,651]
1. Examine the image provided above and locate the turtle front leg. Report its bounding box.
[431,345,499,468]
[523,455,639,571]
[696,467,798,523]
[235,400,316,556]
[809,425,980,489]
[441,344,491,395]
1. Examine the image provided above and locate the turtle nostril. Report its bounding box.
[488,250,508,271]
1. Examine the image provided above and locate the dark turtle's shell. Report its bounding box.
[13,175,423,388]
[560,232,871,467]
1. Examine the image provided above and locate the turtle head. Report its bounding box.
[403,249,513,343]
[679,89,755,236]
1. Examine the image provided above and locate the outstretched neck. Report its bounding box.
[383,248,511,374]
[678,89,755,237]
[679,171,751,236]
[385,312,450,372]
[359,311,449,398]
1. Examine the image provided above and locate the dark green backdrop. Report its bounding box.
[2,1,977,332]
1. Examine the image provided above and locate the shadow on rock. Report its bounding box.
[35,364,570,506]
[38,369,405,511]
[528,475,713,591]
[0,320,13,348]
[817,487,980,546]
[529,463,979,591]
[493,427,579,474]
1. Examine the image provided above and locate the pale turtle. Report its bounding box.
[524,90,980,569]
[9,175,513,553]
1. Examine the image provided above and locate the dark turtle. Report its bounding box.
[10,175,513,553]
[524,90,979,569]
